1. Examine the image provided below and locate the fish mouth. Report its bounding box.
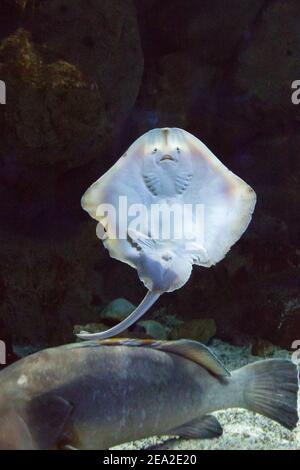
[160,154,177,163]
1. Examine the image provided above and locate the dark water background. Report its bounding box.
[0,0,299,364]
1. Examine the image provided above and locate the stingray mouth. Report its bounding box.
[159,154,177,163]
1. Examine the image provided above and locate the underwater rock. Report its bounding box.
[100,298,136,324]
[251,339,281,358]
[0,223,107,347]
[0,0,143,349]
[186,0,264,64]
[137,320,168,340]
[170,319,216,344]
[133,0,277,161]
[278,304,300,350]
[152,309,184,332]
[244,136,300,247]
[0,1,25,41]
[235,0,300,125]
[132,53,219,132]
[0,0,143,169]
[0,29,102,168]
[33,0,143,130]
[135,0,263,62]
[5,0,28,8]
[218,266,300,349]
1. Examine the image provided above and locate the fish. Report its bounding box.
[0,339,297,450]
[78,128,256,340]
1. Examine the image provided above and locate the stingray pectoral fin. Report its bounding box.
[76,291,161,340]
[168,415,223,440]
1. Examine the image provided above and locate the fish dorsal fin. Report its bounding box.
[77,338,230,377]
[69,338,158,350]
[154,339,230,377]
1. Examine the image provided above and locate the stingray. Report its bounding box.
[77,128,256,340]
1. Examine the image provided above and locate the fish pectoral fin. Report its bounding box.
[28,394,73,450]
[168,415,223,440]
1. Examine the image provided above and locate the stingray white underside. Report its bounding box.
[82,128,256,267]
[78,128,256,340]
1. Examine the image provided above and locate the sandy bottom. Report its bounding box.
[112,340,300,450]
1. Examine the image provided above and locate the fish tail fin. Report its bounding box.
[237,359,299,430]
[76,291,161,340]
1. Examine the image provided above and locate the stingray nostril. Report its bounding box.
[162,254,172,262]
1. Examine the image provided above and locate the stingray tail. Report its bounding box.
[238,359,299,430]
[76,291,161,340]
